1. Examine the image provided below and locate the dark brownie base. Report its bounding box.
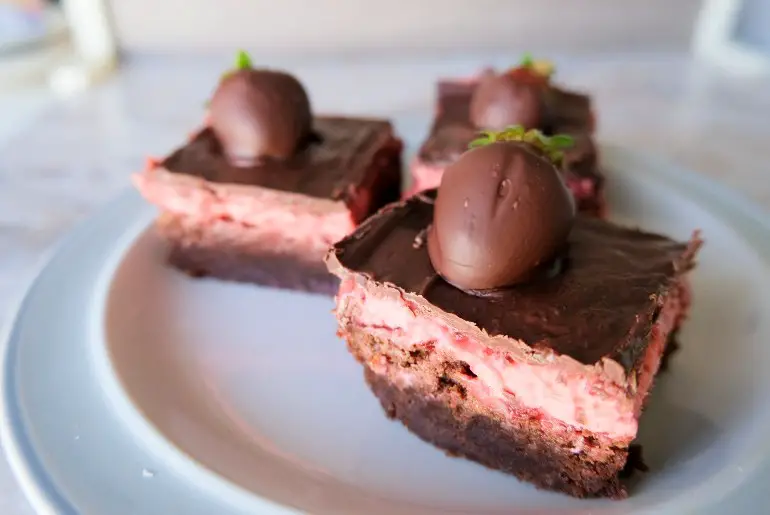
[167,242,339,296]
[345,331,629,499]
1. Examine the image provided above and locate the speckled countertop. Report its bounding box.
[0,51,769,513]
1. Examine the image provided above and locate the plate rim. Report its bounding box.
[2,143,770,514]
[0,205,100,515]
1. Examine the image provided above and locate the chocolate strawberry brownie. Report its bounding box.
[327,130,701,498]
[133,52,402,293]
[408,54,604,216]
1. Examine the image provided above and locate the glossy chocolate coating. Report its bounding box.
[162,117,400,206]
[427,141,575,291]
[469,72,544,130]
[208,69,312,165]
[328,191,701,370]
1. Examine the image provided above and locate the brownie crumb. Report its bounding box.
[458,362,477,378]
[460,363,477,378]
[443,360,478,379]
[405,347,431,367]
[437,375,467,398]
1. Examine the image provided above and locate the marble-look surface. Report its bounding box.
[0,52,769,513]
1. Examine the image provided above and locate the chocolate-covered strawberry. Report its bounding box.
[208,51,313,166]
[427,126,575,291]
[469,54,555,131]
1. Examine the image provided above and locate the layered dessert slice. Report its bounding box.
[133,51,402,293]
[327,132,701,498]
[408,55,604,216]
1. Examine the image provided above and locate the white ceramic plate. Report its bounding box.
[3,138,770,515]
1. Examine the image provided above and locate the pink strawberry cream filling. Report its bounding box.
[133,163,356,258]
[335,275,687,440]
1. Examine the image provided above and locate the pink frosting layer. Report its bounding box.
[133,166,355,258]
[405,158,596,203]
[337,277,683,439]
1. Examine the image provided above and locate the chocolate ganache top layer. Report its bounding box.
[161,117,397,202]
[328,191,701,370]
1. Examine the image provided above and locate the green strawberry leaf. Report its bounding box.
[519,52,534,68]
[549,134,575,148]
[514,53,555,78]
[219,49,254,82]
[467,125,575,165]
[235,50,253,70]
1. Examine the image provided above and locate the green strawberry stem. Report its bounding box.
[468,126,575,165]
[217,49,254,85]
[515,53,554,78]
[235,50,253,70]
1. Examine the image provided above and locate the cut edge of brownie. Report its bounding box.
[325,193,702,497]
[334,270,690,497]
[159,212,339,296]
[326,192,703,374]
[353,334,629,498]
[167,240,340,296]
[132,116,403,290]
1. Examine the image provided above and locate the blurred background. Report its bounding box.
[1,0,769,205]
[0,0,707,66]
[2,0,769,143]
[0,0,769,191]
[2,0,769,85]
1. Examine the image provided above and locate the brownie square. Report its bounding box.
[408,76,605,216]
[133,117,402,294]
[326,191,701,497]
